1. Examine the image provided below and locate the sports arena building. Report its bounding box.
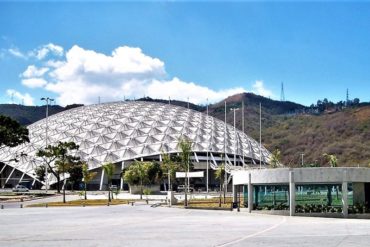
[0,101,271,190]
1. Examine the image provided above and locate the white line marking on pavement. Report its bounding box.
[215,216,288,247]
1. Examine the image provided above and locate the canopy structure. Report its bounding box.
[0,101,271,188]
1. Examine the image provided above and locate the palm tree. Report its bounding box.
[215,162,225,207]
[161,151,178,191]
[102,163,115,202]
[179,138,192,207]
[82,163,97,200]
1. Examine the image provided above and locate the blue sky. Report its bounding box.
[0,1,369,106]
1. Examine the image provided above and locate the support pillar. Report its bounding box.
[232,183,237,204]
[342,170,348,218]
[289,171,295,217]
[342,181,348,218]
[18,172,26,185]
[4,167,16,187]
[99,169,105,191]
[248,172,253,213]
[120,161,124,190]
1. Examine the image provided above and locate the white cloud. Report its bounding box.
[30,43,64,60]
[147,78,245,104]
[20,44,275,106]
[8,48,26,59]
[22,78,48,88]
[6,89,34,105]
[252,80,273,98]
[22,65,49,78]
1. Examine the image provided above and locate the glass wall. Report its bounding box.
[295,184,353,207]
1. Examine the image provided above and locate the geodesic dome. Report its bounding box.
[0,101,271,186]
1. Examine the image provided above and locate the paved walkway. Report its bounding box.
[1,205,369,247]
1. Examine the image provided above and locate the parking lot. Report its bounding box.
[1,204,370,247]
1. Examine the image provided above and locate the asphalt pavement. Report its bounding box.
[1,204,369,247]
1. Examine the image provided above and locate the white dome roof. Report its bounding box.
[0,101,271,184]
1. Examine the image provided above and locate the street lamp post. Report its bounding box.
[230,108,240,167]
[41,97,54,194]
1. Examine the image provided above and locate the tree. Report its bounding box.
[54,142,80,203]
[34,166,46,183]
[270,148,281,168]
[123,161,153,200]
[161,152,179,191]
[0,115,29,151]
[68,162,83,190]
[82,163,97,200]
[36,141,79,195]
[0,116,29,170]
[102,162,115,202]
[179,138,192,207]
[323,153,338,167]
[215,162,225,207]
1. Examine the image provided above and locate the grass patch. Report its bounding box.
[177,197,245,209]
[27,199,137,207]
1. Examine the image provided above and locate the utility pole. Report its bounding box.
[259,102,262,169]
[206,98,209,193]
[224,101,227,196]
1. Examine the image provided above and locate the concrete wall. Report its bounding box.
[129,185,161,194]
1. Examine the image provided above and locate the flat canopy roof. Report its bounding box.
[233,167,370,185]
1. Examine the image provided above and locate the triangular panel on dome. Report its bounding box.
[68,135,82,143]
[96,135,112,144]
[139,121,154,128]
[91,122,105,129]
[84,130,99,139]
[134,136,148,145]
[114,131,129,140]
[163,135,177,143]
[109,141,125,151]
[122,148,138,160]
[91,145,107,156]
[142,145,157,156]
[101,126,116,135]
[150,126,167,135]
[79,139,94,149]
[127,138,140,147]
[104,152,120,163]
[146,135,161,144]
[87,157,101,169]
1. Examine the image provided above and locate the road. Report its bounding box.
[1,205,369,247]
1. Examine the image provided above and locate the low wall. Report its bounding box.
[129,185,160,194]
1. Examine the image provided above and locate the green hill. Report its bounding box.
[0,104,83,125]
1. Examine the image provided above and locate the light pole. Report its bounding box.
[206,98,209,194]
[41,97,54,194]
[230,108,240,167]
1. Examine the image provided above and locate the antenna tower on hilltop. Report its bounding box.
[346,88,350,106]
[280,82,285,101]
